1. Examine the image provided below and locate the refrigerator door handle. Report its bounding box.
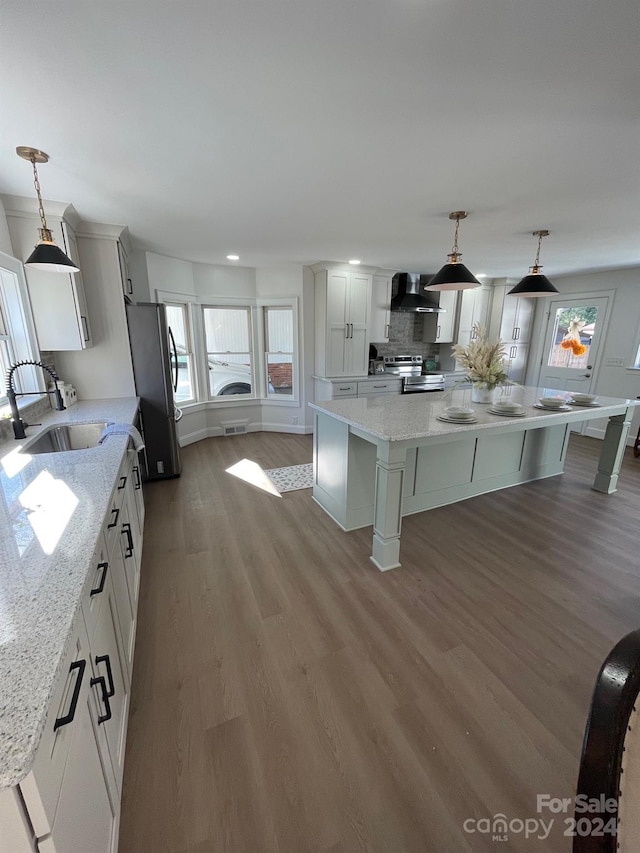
[168,326,179,392]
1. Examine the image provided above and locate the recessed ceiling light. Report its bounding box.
[348,259,361,265]
[226,254,240,261]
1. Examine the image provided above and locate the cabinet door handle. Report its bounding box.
[80,315,90,342]
[117,475,127,490]
[95,654,115,698]
[90,561,109,597]
[90,655,115,725]
[345,324,349,339]
[385,323,390,339]
[122,522,134,558]
[54,659,86,731]
[133,465,141,490]
[509,346,517,359]
[126,278,133,296]
[436,325,441,340]
[107,506,120,529]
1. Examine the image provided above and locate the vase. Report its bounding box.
[471,384,496,404]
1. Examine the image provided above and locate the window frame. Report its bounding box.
[201,304,255,402]
[0,252,41,407]
[260,301,298,402]
[164,301,196,405]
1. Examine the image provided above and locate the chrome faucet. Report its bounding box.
[6,360,66,439]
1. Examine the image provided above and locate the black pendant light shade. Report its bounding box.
[508,272,558,297]
[16,146,80,275]
[424,211,481,292]
[508,230,558,297]
[26,233,80,273]
[425,260,481,291]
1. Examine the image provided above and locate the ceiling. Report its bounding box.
[1,0,639,279]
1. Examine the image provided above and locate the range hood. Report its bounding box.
[390,273,445,312]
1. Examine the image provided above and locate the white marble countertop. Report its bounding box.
[309,386,639,442]
[0,398,139,789]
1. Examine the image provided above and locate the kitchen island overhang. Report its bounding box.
[309,388,639,571]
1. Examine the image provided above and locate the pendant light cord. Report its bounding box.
[29,153,50,237]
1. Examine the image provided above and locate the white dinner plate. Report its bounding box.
[437,414,479,424]
[487,408,527,417]
[533,403,572,412]
[568,400,601,407]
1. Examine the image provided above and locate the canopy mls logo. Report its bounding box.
[463,795,619,842]
[462,814,553,842]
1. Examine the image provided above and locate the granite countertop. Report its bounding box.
[0,398,139,789]
[309,386,639,442]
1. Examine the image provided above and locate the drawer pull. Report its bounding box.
[107,506,120,529]
[90,562,109,597]
[122,522,134,558]
[373,385,387,389]
[338,386,351,391]
[54,659,86,731]
[117,476,127,490]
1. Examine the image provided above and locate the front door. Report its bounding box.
[537,295,610,432]
[538,296,609,392]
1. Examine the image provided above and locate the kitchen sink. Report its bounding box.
[22,422,110,454]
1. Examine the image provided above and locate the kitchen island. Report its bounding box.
[310,387,638,571]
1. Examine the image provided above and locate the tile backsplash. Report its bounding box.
[371,312,438,359]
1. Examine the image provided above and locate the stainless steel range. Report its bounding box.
[383,355,445,394]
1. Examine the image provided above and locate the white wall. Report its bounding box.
[193,263,256,298]
[526,266,640,443]
[146,252,196,298]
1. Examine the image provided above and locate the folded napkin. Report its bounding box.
[98,423,145,451]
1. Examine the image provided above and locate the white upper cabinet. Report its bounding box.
[3,198,93,350]
[315,267,372,377]
[456,284,493,346]
[369,274,392,343]
[423,291,458,343]
[499,291,535,344]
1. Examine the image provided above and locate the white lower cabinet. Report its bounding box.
[1,442,145,853]
[314,377,402,401]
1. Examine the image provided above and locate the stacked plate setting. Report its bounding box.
[438,406,478,424]
[534,396,572,411]
[488,399,527,417]
[568,393,600,407]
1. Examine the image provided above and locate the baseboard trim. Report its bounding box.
[261,422,313,434]
[179,422,312,446]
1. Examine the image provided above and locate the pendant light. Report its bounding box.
[508,230,558,297]
[424,211,481,291]
[16,146,80,273]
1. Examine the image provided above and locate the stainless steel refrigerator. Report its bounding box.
[126,302,182,480]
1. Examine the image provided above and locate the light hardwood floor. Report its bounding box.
[119,432,640,853]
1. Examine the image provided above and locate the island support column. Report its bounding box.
[593,408,633,494]
[371,440,407,571]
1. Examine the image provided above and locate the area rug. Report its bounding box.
[264,463,314,493]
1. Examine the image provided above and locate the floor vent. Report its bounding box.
[221,420,249,436]
[223,425,247,436]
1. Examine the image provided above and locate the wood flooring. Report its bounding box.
[118,432,640,853]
